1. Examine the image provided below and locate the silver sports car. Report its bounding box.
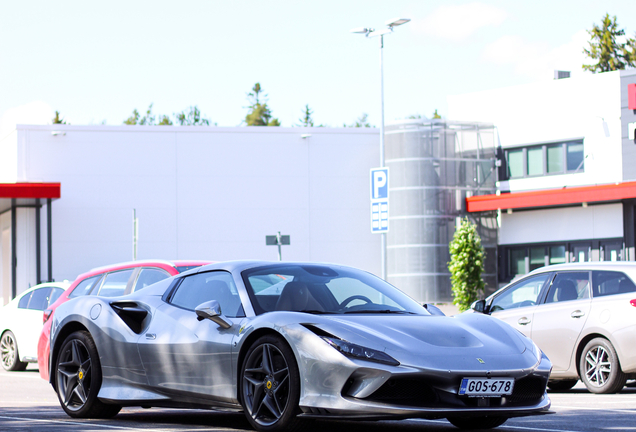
[49,261,552,430]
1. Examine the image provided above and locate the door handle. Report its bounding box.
[145,333,156,340]
[517,317,531,325]
[571,310,585,318]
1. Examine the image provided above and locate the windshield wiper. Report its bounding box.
[343,309,416,314]
[296,309,337,314]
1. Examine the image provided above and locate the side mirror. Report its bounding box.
[423,303,445,316]
[195,300,232,329]
[471,299,487,314]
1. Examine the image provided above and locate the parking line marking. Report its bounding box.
[553,405,636,414]
[412,418,583,432]
[0,416,163,431]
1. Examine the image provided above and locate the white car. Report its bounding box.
[1,281,69,371]
[471,262,636,394]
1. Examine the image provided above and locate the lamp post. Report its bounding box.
[351,18,410,280]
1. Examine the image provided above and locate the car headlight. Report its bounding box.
[321,336,399,366]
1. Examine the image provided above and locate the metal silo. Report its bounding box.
[385,119,498,303]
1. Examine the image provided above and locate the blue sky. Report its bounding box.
[1,0,635,129]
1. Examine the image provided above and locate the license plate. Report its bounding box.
[459,378,515,397]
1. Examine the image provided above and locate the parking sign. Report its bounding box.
[370,168,389,233]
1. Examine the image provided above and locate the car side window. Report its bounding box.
[97,269,135,297]
[18,291,33,309]
[27,288,53,311]
[544,272,590,303]
[48,287,64,307]
[69,275,102,299]
[592,271,636,297]
[490,274,551,312]
[133,268,171,292]
[170,271,245,317]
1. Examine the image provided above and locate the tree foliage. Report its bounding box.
[432,109,442,119]
[245,83,280,126]
[123,104,211,126]
[448,218,486,312]
[297,104,314,127]
[583,14,636,73]
[344,113,374,128]
[175,106,211,126]
[52,111,66,124]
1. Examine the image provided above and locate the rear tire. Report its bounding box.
[1,331,28,371]
[547,379,578,392]
[448,416,507,430]
[579,338,626,394]
[55,330,121,418]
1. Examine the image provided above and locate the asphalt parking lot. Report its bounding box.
[1,365,635,432]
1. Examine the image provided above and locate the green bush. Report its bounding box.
[448,218,486,312]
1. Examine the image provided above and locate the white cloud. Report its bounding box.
[0,101,53,140]
[416,2,507,41]
[482,30,590,80]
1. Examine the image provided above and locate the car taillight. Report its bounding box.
[43,309,53,324]
[631,300,636,308]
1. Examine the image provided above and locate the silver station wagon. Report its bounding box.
[471,262,636,394]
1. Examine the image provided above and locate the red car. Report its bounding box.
[37,259,211,380]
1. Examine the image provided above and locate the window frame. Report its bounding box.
[504,139,584,179]
[165,270,245,318]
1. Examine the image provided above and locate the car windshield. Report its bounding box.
[242,264,428,315]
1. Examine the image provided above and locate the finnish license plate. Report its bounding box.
[459,378,515,397]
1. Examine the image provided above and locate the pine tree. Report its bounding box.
[583,14,636,72]
[245,83,280,126]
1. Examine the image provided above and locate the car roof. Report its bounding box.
[11,281,71,300]
[526,261,636,276]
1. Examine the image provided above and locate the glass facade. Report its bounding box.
[505,139,584,178]
[385,120,498,303]
[501,239,624,282]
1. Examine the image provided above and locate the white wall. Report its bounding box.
[0,130,17,183]
[499,204,623,245]
[9,125,381,284]
[448,71,623,192]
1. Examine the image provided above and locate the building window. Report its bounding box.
[505,139,584,179]
[549,246,566,264]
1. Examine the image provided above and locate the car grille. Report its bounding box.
[364,377,438,407]
[506,376,546,405]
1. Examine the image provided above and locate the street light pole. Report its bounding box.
[379,33,387,280]
[351,18,410,280]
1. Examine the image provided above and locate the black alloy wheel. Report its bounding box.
[579,337,626,394]
[547,379,578,392]
[447,416,508,430]
[55,331,121,418]
[1,331,28,371]
[240,335,301,432]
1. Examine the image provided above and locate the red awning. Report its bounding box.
[0,182,61,199]
[466,181,636,212]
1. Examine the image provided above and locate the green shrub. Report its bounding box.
[448,218,486,312]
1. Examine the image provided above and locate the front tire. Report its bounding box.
[240,335,301,432]
[1,331,28,371]
[579,337,626,394]
[55,330,121,418]
[448,416,507,429]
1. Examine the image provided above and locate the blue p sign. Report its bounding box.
[371,168,389,200]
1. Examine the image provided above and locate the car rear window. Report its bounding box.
[97,269,135,297]
[69,275,102,299]
[592,271,636,297]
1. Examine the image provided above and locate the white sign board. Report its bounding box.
[370,167,389,233]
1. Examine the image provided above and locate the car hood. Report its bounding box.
[304,312,537,372]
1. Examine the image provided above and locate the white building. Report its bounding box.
[450,69,636,285]
[0,126,380,305]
